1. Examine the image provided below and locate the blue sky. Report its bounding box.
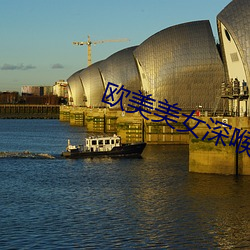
[0,0,231,92]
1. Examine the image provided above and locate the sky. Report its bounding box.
[0,0,232,92]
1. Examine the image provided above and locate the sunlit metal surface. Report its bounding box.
[67,69,86,106]
[133,20,225,111]
[79,61,105,108]
[217,0,250,83]
[99,46,141,108]
[68,21,227,111]
[217,0,250,115]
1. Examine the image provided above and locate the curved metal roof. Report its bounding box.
[79,61,105,108]
[98,46,141,108]
[217,0,250,84]
[134,20,225,111]
[67,69,86,106]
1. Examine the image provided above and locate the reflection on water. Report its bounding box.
[0,120,250,249]
[186,173,250,248]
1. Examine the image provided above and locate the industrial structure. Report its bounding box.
[62,0,250,175]
[67,0,250,117]
[68,21,225,114]
[78,61,105,108]
[133,20,224,112]
[52,80,68,99]
[73,35,129,66]
[217,0,250,116]
[0,81,68,105]
[67,69,86,106]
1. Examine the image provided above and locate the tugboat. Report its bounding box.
[61,134,146,158]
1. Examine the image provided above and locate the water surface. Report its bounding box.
[0,120,250,249]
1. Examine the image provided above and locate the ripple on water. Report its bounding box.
[0,121,250,249]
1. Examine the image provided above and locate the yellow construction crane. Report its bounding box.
[73,35,129,66]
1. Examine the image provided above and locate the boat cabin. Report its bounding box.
[85,135,121,152]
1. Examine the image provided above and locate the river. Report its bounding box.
[0,119,249,249]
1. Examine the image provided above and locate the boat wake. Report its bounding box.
[0,151,55,159]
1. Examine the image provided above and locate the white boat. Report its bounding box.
[62,134,146,158]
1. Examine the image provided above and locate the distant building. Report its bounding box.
[20,85,59,105]
[21,86,53,96]
[0,92,19,104]
[21,86,40,96]
[43,86,53,96]
[22,95,59,105]
[52,80,68,98]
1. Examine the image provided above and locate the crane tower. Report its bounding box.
[73,35,129,66]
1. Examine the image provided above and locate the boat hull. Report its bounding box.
[62,142,146,159]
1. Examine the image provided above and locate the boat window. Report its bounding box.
[105,140,110,144]
[92,140,97,145]
[111,139,114,144]
[116,139,120,144]
[98,140,103,145]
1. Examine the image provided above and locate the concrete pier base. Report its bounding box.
[59,106,71,122]
[189,117,250,175]
[116,113,143,143]
[59,106,189,144]
[144,115,189,144]
[60,106,250,175]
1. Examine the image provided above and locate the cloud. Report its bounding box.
[23,64,36,70]
[51,63,64,69]
[1,63,36,70]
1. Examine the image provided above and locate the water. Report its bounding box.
[0,119,250,249]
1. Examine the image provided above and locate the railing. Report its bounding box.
[0,104,60,119]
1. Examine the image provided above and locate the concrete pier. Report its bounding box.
[59,105,71,122]
[144,115,189,144]
[59,106,189,144]
[189,117,250,175]
[60,106,250,175]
